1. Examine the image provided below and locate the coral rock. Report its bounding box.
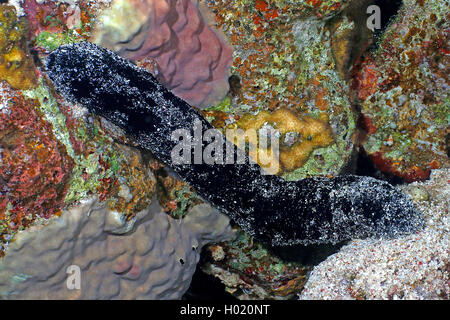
[92,0,233,108]
[0,84,73,253]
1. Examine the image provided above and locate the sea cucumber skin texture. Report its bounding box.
[46,42,424,246]
[0,198,234,299]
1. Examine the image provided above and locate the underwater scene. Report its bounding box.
[0,0,448,302]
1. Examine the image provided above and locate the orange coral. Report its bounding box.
[230,108,333,174]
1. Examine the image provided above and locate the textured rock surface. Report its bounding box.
[353,0,449,182]
[92,0,233,108]
[0,198,234,299]
[300,169,449,300]
[0,86,73,249]
[202,0,362,179]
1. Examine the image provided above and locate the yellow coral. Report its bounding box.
[230,108,333,174]
[0,5,37,90]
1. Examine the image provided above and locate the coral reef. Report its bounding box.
[0,1,158,256]
[0,0,447,301]
[0,198,235,299]
[0,4,38,89]
[300,169,449,300]
[92,0,233,108]
[21,80,157,220]
[353,0,450,182]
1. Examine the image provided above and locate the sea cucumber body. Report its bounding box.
[46,42,423,246]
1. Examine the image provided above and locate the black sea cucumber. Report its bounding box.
[45,42,423,246]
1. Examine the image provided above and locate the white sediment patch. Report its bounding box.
[0,82,13,113]
[300,169,449,300]
[7,0,25,16]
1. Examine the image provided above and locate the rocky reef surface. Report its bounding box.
[354,0,449,182]
[0,1,157,257]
